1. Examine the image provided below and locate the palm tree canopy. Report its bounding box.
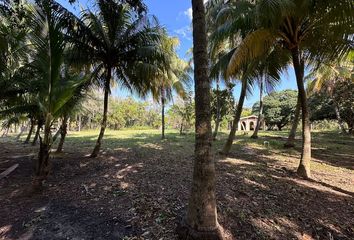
[148,30,192,103]
[69,0,167,96]
[210,0,353,77]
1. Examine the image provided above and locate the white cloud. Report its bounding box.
[174,26,192,40]
[184,8,193,20]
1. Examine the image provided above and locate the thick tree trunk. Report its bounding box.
[212,80,221,141]
[177,0,222,239]
[161,88,166,139]
[91,69,111,158]
[284,93,301,148]
[213,117,220,141]
[32,120,43,146]
[25,118,35,144]
[251,78,264,139]
[179,123,184,135]
[32,114,52,191]
[56,115,68,153]
[292,47,311,179]
[348,121,353,134]
[221,78,247,155]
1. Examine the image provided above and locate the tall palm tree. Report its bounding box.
[149,33,191,139]
[215,0,353,178]
[177,0,223,239]
[210,48,286,154]
[207,0,286,154]
[70,0,165,157]
[251,50,288,139]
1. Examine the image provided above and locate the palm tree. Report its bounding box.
[210,48,285,154]
[215,0,353,178]
[70,0,165,157]
[177,0,223,239]
[207,0,285,154]
[149,32,191,139]
[27,0,86,190]
[251,50,288,139]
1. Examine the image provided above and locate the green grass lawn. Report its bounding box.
[59,128,353,182]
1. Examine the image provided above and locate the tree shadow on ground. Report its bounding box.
[0,131,353,239]
[216,150,353,239]
[235,131,354,171]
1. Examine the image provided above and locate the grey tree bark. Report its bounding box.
[177,0,223,239]
[292,47,311,179]
[91,68,111,158]
[251,77,264,139]
[25,118,35,144]
[212,80,221,141]
[221,78,247,155]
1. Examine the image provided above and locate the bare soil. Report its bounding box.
[0,131,353,240]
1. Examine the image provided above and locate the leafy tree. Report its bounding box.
[168,95,194,135]
[211,83,234,140]
[261,90,298,131]
[307,56,353,133]
[308,93,336,121]
[333,80,354,134]
[284,94,301,148]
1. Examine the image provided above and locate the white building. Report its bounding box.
[238,115,266,131]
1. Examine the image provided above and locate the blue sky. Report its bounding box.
[59,0,298,108]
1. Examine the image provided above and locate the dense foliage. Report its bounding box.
[257,90,298,131]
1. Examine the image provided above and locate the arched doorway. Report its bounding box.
[250,121,255,130]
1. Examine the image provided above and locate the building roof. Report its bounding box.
[240,115,258,120]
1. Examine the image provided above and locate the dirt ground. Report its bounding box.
[0,130,353,240]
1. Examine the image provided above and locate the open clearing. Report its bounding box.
[1,130,353,240]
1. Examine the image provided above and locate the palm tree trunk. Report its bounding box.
[25,118,35,144]
[251,77,264,139]
[77,114,81,131]
[213,79,221,141]
[91,68,111,158]
[284,93,301,148]
[161,88,166,139]
[33,114,52,191]
[32,120,43,146]
[2,127,9,137]
[177,0,222,239]
[221,78,247,155]
[56,115,68,153]
[16,124,25,141]
[292,47,311,179]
